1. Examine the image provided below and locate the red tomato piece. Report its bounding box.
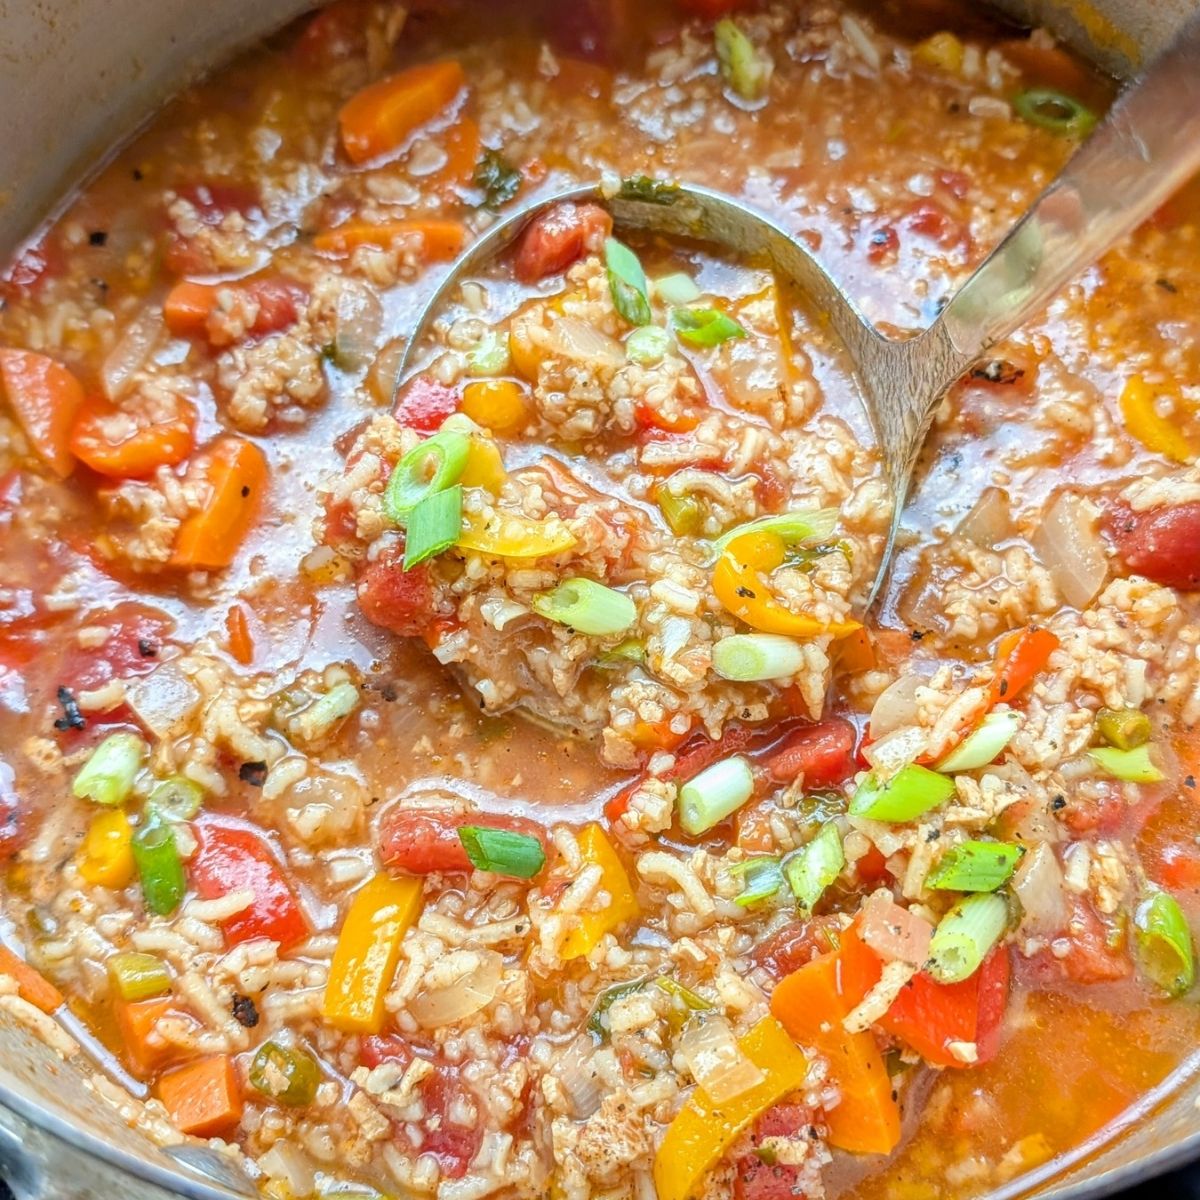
[752,917,841,980]
[904,200,969,252]
[1,230,64,300]
[866,224,900,264]
[666,725,760,785]
[359,1034,415,1070]
[60,603,173,692]
[854,843,889,884]
[357,544,433,638]
[973,945,1011,1064]
[394,376,460,432]
[733,1104,815,1200]
[293,0,371,64]
[190,816,309,950]
[242,278,305,340]
[753,462,790,512]
[512,202,613,284]
[765,718,856,786]
[1055,896,1133,984]
[378,807,547,875]
[1155,844,1200,891]
[1110,502,1200,590]
[163,182,262,276]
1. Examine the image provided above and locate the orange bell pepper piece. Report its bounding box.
[989,625,1060,706]
[561,824,639,960]
[0,349,84,478]
[0,944,64,1014]
[313,219,466,262]
[70,397,196,478]
[157,1054,243,1137]
[338,61,466,164]
[172,437,268,570]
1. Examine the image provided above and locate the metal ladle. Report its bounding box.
[402,13,1200,604]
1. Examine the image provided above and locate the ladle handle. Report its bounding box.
[935,10,1200,359]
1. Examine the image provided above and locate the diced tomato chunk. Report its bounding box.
[394,375,460,432]
[854,843,889,883]
[359,1033,416,1070]
[866,223,900,264]
[733,1104,815,1200]
[752,917,841,980]
[765,718,856,786]
[512,202,612,284]
[1154,844,1200,891]
[357,544,433,638]
[1,231,64,300]
[378,807,547,875]
[1109,502,1200,590]
[163,182,262,276]
[60,603,172,692]
[1055,896,1133,984]
[904,200,969,252]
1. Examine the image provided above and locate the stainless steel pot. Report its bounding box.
[1,1,1198,1197]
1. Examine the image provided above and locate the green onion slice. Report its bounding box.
[605,237,652,327]
[925,892,1008,984]
[532,577,637,637]
[587,977,650,1037]
[384,431,469,523]
[849,763,956,823]
[403,484,463,570]
[653,272,702,306]
[249,1040,322,1107]
[1134,890,1195,997]
[673,306,747,348]
[678,754,755,835]
[131,817,186,917]
[1013,87,1097,137]
[711,508,839,556]
[714,17,772,102]
[625,325,671,365]
[1088,743,1164,784]
[784,821,845,912]
[936,711,1021,773]
[926,840,1023,892]
[731,857,784,906]
[596,638,646,669]
[1096,706,1152,750]
[107,952,171,1002]
[713,633,805,682]
[657,488,705,537]
[72,733,147,807]
[146,776,204,823]
[466,329,511,377]
[458,825,546,878]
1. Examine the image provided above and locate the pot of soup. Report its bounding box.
[1,2,1199,1200]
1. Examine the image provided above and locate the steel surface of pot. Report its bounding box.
[1,2,1199,1200]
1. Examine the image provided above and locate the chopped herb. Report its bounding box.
[231,993,260,1028]
[473,149,522,210]
[53,685,86,732]
[618,175,680,205]
[239,761,268,787]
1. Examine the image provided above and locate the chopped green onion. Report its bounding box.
[146,776,204,823]
[713,634,805,682]
[657,488,704,537]
[926,840,1023,892]
[678,754,755,835]
[596,638,646,668]
[384,431,469,523]
[587,977,650,1037]
[107,952,171,1002]
[605,237,652,327]
[673,306,747,348]
[784,821,845,912]
[715,17,773,102]
[849,764,956,823]
[404,484,463,570]
[618,176,680,206]
[1013,87,1097,137]
[731,857,784,906]
[466,330,511,377]
[458,825,546,878]
[532,577,637,636]
[290,681,361,745]
[656,976,711,1032]
[625,325,671,365]
[72,733,147,807]
[1134,890,1195,997]
[473,148,522,210]
[131,817,186,917]
[653,272,702,306]
[1096,707,1152,751]
[936,711,1021,773]
[249,1040,322,1107]
[925,892,1008,984]
[711,508,839,556]
[1088,743,1164,784]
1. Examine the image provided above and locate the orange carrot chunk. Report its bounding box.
[172,438,268,570]
[70,398,196,479]
[0,944,63,1014]
[338,61,466,164]
[157,1054,243,1137]
[313,219,466,262]
[0,349,84,478]
[114,996,179,1076]
[163,281,220,338]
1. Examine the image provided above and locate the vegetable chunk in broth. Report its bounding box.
[1,1,1199,1199]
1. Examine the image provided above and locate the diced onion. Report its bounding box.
[123,663,203,739]
[712,633,804,681]
[102,306,165,400]
[955,486,1013,548]
[868,674,921,738]
[1031,491,1108,610]
[409,949,503,1029]
[557,1034,603,1118]
[677,1015,764,1103]
[331,279,383,371]
[1012,842,1067,937]
[545,316,624,366]
[862,725,927,773]
[678,755,755,835]
[859,892,934,966]
[653,273,702,306]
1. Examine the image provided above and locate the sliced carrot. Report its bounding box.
[172,438,268,570]
[0,349,84,478]
[438,116,481,191]
[338,61,466,164]
[225,603,255,665]
[157,1054,243,1137]
[989,625,1060,706]
[163,281,220,338]
[0,944,63,1014]
[115,996,178,1076]
[313,219,466,262]
[70,397,196,479]
[770,951,901,1156]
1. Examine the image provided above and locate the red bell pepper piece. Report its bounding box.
[765,717,856,785]
[989,625,1060,706]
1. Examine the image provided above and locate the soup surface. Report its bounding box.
[2,2,1200,1199]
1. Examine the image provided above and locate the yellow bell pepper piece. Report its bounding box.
[654,1016,809,1200]
[913,30,966,73]
[458,509,576,559]
[77,808,135,888]
[323,872,423,1034]
[561,824,639,960]
[1119,375,1197,464]
[713,531,860,638]
[462,380,529,437]
[460,436,508,494]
